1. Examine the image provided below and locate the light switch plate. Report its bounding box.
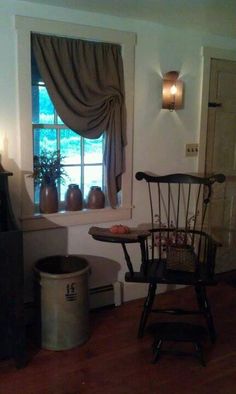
[186,143,199,157]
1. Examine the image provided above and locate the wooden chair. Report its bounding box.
[89,172,225,345]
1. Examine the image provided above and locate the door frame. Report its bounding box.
[198,46,236,174]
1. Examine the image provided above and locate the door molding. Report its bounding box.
[199,47,236,174]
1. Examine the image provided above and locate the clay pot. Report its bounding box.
[87,186,105,209]
[65,184,83,211]
[39,183,58,214]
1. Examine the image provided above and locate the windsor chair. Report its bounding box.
[89,172,225,347]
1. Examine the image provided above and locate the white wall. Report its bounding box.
[1,0,236,302]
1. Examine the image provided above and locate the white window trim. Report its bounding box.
[15,16,136,231]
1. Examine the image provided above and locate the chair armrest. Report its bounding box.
[88,226,150,276]
[200,230,222,247]
[88,226,150,244]
[201,232,220,279]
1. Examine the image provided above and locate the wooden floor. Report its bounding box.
[0,282,236,394]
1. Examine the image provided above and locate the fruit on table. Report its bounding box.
[110,225,130,234]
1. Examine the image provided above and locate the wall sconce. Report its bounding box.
[162,71,183,111]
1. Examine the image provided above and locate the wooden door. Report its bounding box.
[206,58,236,273]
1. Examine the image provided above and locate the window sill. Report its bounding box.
[20,206,132,231]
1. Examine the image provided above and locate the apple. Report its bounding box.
[110,224,130,234]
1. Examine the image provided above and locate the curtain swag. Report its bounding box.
[31,33,126,208]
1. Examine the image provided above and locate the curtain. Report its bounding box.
[31,33,126,208]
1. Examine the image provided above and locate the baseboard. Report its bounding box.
[89,281,122,310]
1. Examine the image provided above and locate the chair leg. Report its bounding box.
[194,342,206,367]
[152,339,163,364]
[195,285,216,343]
[138,283,157,338]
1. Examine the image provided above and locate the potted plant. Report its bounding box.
[32,150,67,214]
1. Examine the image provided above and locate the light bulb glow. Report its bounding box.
[170,84,177,95]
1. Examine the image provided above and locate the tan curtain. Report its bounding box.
[31,33,126,208]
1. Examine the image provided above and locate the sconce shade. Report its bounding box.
[162,71,183,110]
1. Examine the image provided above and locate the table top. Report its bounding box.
[89,226,150,243]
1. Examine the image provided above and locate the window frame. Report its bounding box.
[15,16,136,231]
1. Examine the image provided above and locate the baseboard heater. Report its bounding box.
[89,281,122,310]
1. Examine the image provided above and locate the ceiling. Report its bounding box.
[17,0,236,38]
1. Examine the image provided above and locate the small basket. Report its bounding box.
[166,244,196,272]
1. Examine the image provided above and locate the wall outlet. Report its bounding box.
[186,143,199,157]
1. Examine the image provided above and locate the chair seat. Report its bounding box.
[125,260,217,286]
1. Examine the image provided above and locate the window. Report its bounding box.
[32,75,105,208]
[16,16,135,230]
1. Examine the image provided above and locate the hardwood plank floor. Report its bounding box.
[0,283,235,394]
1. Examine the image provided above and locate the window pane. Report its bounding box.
[57,114,64,125]
[60,129,81,165]
[60,166,81,202]
[34,184,40,205]
[84,165,103,198]
[33,128,57,155]
[32,85,40,124]
[32,85,55,124]
[84,135,103,164]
